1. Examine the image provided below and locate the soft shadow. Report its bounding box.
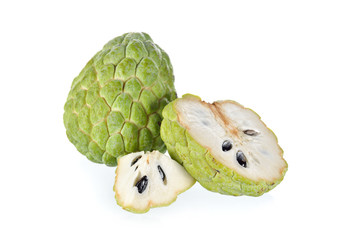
[79,159,275,219]
[78,159,117,208]
[174,182,275,214]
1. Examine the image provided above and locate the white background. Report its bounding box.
[1,0,343,239]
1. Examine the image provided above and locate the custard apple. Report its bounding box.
[161,94,288,196]
[114,151,195,213]
[63,32,177,166]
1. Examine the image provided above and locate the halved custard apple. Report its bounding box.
[161,94,288,196]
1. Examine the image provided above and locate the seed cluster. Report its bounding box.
[130,155,168,194]
[221,128,259,168]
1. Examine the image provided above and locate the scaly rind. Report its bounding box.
[64,32,177,166]
[161,95,288,196]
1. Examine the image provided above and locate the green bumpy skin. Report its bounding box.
[64,32,177,166]
[161,95,288,196]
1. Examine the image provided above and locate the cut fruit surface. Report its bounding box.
[114,151,195,213]
[161,94,288,196]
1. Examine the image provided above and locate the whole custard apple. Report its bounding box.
[160,94,288,196]
[64,32,177,166]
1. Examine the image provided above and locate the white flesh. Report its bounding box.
[175,98,286,182]
[114,151,194,212]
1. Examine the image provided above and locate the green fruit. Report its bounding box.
[114,151,195,213]
[161,94,288,196]
[64,32,177,166]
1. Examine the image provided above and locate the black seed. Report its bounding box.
[131,155,142,166]
[135,175,148,194]
[244,129,259,136]
[222,140,232,152]
[236,151,247,168]
[157,165,166,183]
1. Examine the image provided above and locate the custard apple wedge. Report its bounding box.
[114,151,195,213]
[63,32,177,166]
[161,94,288,196]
